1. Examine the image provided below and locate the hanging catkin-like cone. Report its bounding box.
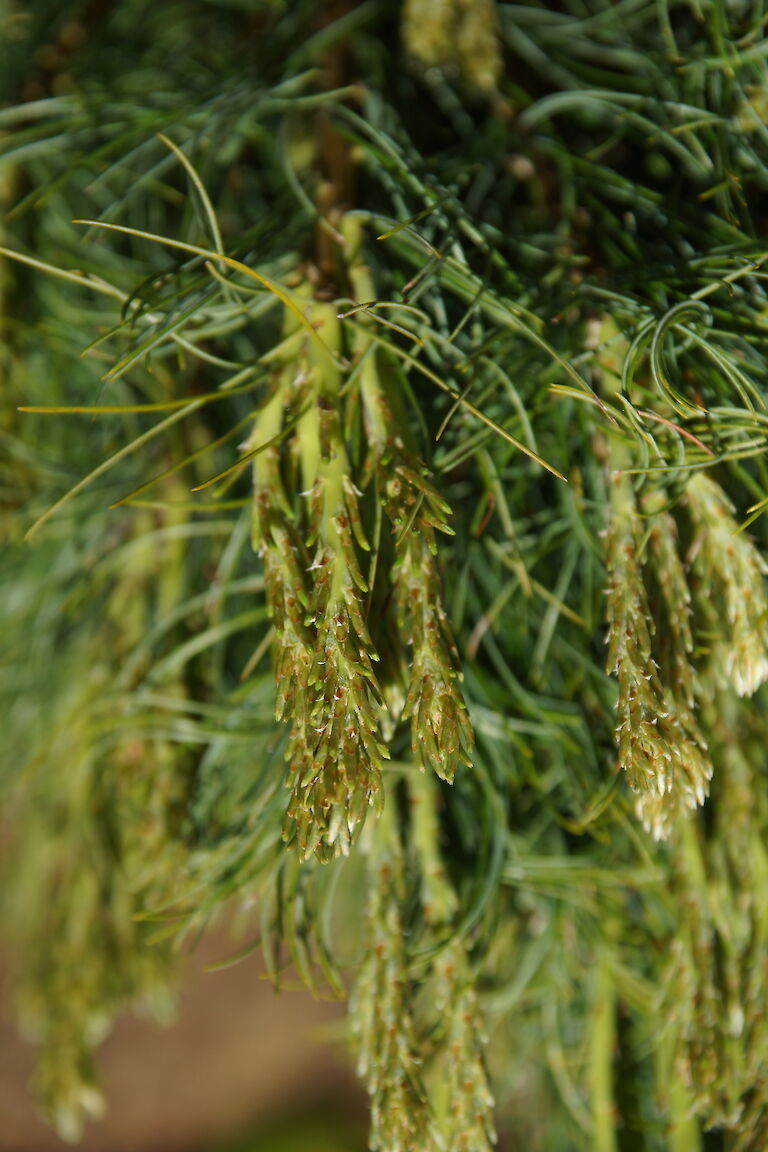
[604,477,712,838]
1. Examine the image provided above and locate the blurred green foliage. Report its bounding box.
[4,2,768,1150]
[206,1104,366,1152]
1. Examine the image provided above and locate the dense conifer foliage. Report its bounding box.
[4,2,768,1147]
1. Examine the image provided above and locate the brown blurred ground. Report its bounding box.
[0,932,362,1152]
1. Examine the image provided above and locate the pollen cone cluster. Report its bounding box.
[352,845,442,1152]
[249,230,473,861]
[11,505,189,1140]
[605,472,768,839]
[352,776,495,1152]
[686,473,768,698]
[402,0,502,92]
[666,724,768,1147]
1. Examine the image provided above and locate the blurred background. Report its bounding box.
[0,929,369,1152]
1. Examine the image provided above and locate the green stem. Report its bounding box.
[589,943,617,1152]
